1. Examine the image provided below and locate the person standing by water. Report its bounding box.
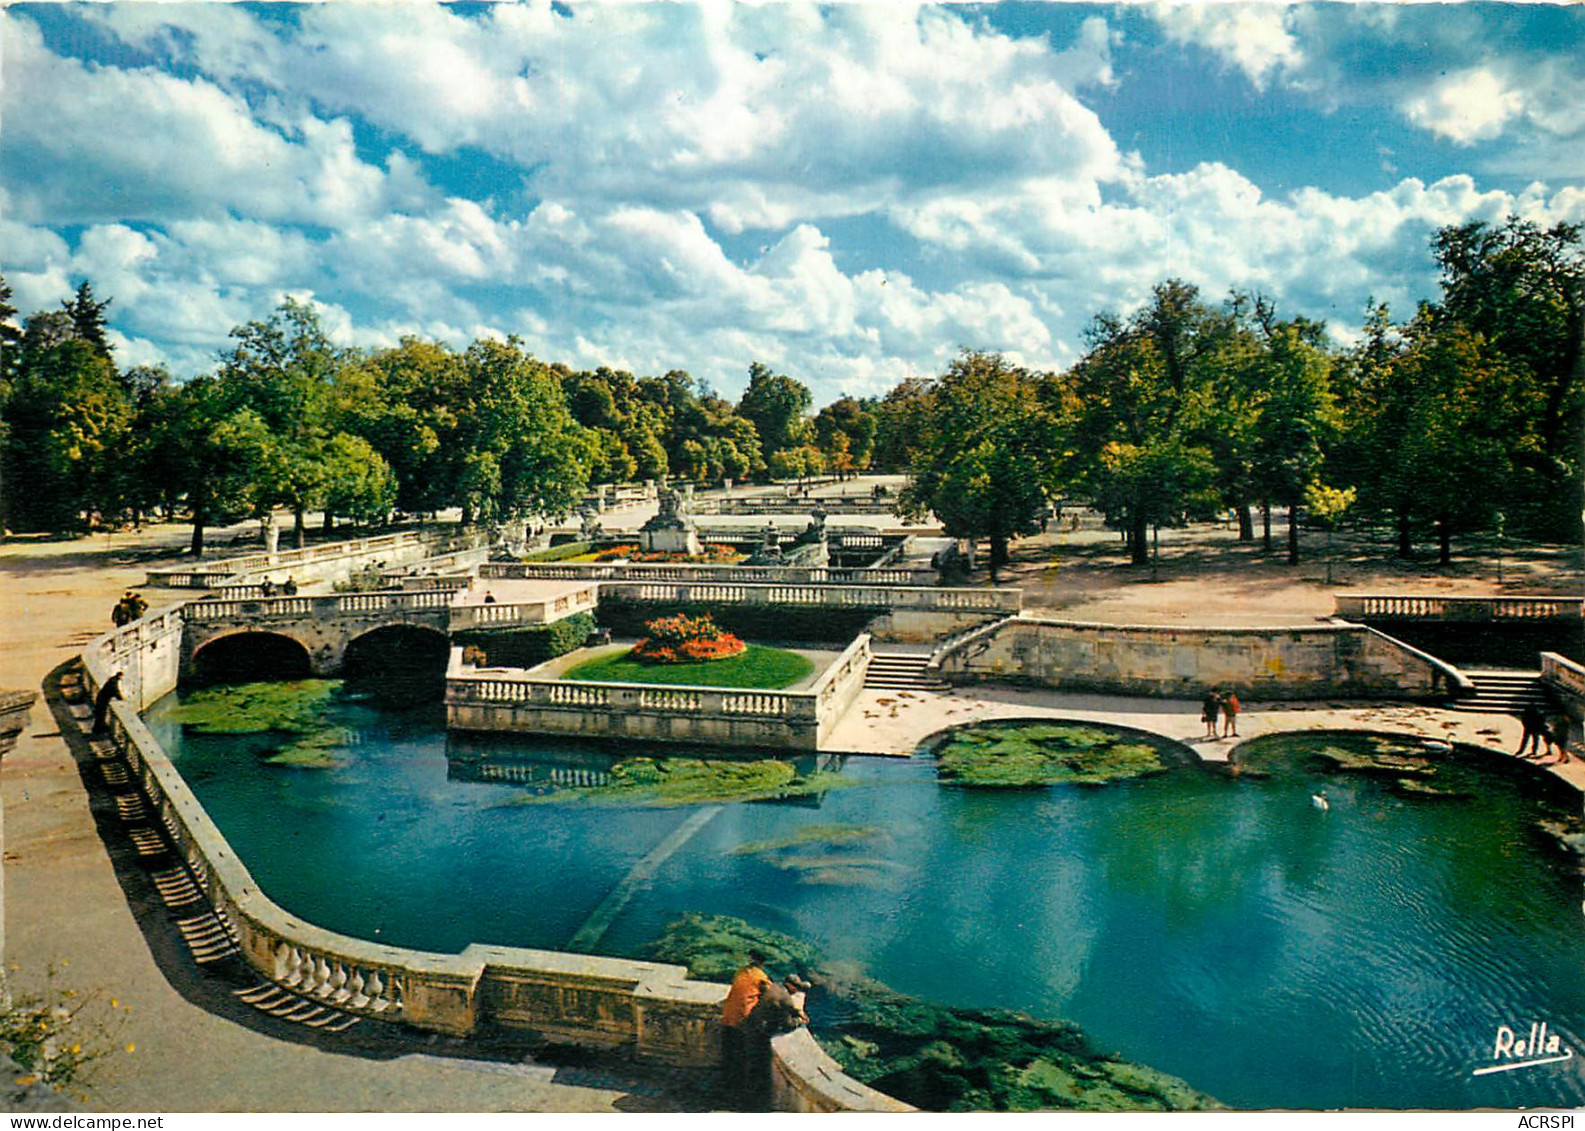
[93,671,124,733]
[1220,690,1240,738]
[720,949,773,1099]
[1201,692,1220,738]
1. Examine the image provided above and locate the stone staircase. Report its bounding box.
[865,652,949,692]
[1448,670,1549,714]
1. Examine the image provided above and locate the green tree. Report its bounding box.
[320,432,397,525]
[1067,286,1225,565]
[1,317,130,532]
[737,362,812,466]
[1430,217,1585,538]
[61,280,113,362]
[219,299,346,546]
[899,351,1064,580]
[1248,320,1337,564]
[814,396,877,480]
[158,377,272,556]
[455,338,595,526]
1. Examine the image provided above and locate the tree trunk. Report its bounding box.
[462,503,474,528]
[1261,500,1272,552]
[1397,507,1412,559]
[323,511,334,534]
[1130,512,1149,565]
[189,495,206,557]
[1237,503,1253,541]
[1436,517,1452,565]
[989,533,1009,583]
[294,508,307,549]
[1287,500,1300,565]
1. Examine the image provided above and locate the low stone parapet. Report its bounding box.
[936,615,1455,700]
[445,635,872,751]
[1336,594,1583,622]
[769,1029,915,1112]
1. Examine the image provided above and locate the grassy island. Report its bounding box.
[931,721,1181,788]
[562,644,815,689]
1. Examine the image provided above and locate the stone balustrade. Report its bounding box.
[481,561,938,587]
[601,580,1018,613]
[146,528,484,590]
[1543,652,1585,700]
[1335,594,1584,621]
[448,585,599,633]
[447,634,872,750]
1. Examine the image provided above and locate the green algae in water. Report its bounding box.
[521,757,853,808]
[168,680,351,768]
[647,913,1220,1112]
[934,723,1171,788]
[730,823,889,857]
[1238,732,1472,798]
[731,824,900,887]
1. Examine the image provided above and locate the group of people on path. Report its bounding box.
[110,590,147,627]
[720,949,812,1102]
[259,576,298,597]
[1518,702,1569,764]
[1200,689,1240,738]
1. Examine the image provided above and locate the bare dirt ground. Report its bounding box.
[984,511,1583,626]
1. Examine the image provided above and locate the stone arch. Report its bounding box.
[190,630,314,686]
[342,623,452,701]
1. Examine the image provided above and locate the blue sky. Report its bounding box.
[3,2,1583,403]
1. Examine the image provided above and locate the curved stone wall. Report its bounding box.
[79,607,902,1109]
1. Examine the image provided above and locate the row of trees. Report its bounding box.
[896,216,1583,572]
[0,286,881,553]
[2,216,1578,571]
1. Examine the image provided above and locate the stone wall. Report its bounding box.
[446,635,873,751]
[769,1029,915,1112]
[936,616,1460,700]
[146,527,485,590]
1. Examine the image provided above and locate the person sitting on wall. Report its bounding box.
[260,577,277,598]
[282,576,298,596]
[111,595,132,627]
[720,949,773,1098]
[483,590,497,604]
[93,671,124,733]
[128,591,148,619]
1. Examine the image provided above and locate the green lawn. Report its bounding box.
[562,644,816,689]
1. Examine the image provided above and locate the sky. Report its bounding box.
[3,1,1584,404]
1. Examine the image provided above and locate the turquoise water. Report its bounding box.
[143,687,1585,1110]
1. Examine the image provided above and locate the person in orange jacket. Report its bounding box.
[720,949,772,1097]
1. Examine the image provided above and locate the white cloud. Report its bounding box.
[1402,68,1525,146]
[0,14,432,227]
[1153,3,1302,90]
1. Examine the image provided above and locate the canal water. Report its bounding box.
[143,684,1585,1110]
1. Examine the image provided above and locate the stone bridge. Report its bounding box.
[180,583,599,678]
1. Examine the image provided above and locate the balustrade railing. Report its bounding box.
[1335,594,1583,621]
[602,580,1019,613]
[480,561,937,586]
[1542,653,1585,699]
[146,527,480,589]
[183,590,453,621]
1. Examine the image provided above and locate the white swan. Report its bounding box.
[1311,791,1330,811]
[1422,739,1453,753]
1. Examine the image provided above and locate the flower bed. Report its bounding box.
[631,613,747,664]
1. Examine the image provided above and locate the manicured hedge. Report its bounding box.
[596,600,880,645]
[455,611,596,668]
